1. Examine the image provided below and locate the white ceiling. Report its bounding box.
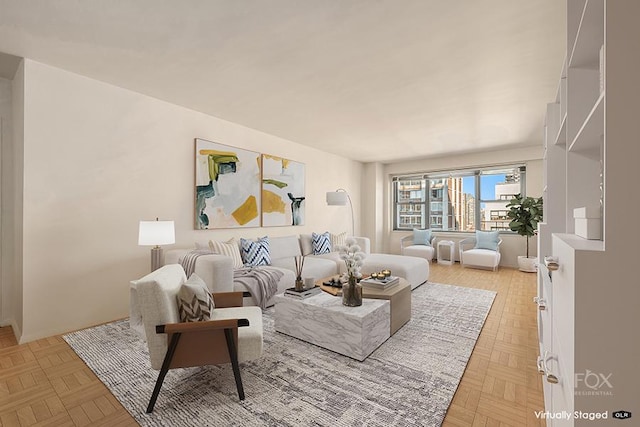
[0,0,565,163]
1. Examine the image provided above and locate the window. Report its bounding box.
[490,210,509,220]
[393,165,526,231]
[394,179,426,229]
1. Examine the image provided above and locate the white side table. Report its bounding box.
[437,240,455,265]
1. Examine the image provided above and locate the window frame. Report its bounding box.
[392,165,526,232]
[393,178,427,229]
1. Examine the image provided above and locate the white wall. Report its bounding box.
[0,77,10,324]
[381,146,544,267]
[2,63,24,337]
[361,162,384,252]
[15,59,362,342]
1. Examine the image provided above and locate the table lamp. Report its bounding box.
[138,218,175,271]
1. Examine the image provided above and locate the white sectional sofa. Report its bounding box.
[165,234,429,307]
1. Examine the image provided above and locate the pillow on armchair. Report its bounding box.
[475,230,500,251]
[177,274,215,322]
[413,229,432,246]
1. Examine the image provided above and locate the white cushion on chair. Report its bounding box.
[402,244,435,262]
[461,248,501,269]
[210,306,263,362]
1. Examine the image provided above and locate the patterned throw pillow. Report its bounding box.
[240,236,271,266]
[312,231,331,255]
[330,232,347,251]
[176,274,215,322]
[209,238,243,268]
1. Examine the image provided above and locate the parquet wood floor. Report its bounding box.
[0,263,544,426]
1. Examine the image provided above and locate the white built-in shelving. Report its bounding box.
[536,1,640,425]
[567,93,603,159]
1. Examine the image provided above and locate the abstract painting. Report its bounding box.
[261,155,305,226]
[195,138,261,229]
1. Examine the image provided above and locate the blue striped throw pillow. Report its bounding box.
[240,236,271,266]
[312,231,331,255]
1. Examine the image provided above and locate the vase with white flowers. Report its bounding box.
[337,237,365,307]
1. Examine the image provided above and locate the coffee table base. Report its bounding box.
[274,293,390,361]
[362,278,411,335]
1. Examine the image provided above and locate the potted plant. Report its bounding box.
[506,193,543,272]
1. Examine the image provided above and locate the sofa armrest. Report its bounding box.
[353,236,371,254]
[192,254,235,293]
[166,248,235,293]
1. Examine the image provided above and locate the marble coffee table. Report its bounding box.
[274,292,390,361]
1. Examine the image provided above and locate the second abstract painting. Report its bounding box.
[194,139,305,229]
[261,154,305,226]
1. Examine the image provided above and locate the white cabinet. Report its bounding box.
[537,1,640,425]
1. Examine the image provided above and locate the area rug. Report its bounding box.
[63,282,495,426]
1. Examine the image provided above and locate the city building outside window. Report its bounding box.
[393,165,526,231]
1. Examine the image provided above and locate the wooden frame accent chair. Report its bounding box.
[130,264,263,413]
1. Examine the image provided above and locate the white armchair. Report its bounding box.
[400,235,435,262]
[459,237,502,271]
[130,264,263,413]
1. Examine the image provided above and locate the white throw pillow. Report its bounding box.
[209,238,243,268]
[330,232,347,251]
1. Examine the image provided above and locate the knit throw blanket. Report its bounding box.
[234,267,283,309]
[180,249,213,277]
[181,251,282,309]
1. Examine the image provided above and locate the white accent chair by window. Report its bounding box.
[400,229,435,262]
[459,231,502,271]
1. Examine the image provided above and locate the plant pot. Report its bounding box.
[518,256,538,273]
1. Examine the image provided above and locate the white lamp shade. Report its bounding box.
[138,220,175,246]
[326,191,348,206]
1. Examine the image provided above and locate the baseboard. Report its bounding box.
[0,318,49,345]
[0,317,22,343]
[18,326,67,344]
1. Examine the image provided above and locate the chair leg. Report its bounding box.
[147,333,181,413]
[224,328,245,401]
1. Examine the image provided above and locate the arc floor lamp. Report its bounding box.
[326,188,354,236]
